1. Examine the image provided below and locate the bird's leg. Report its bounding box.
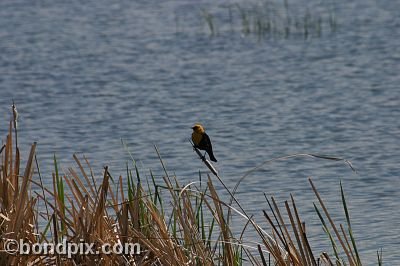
[202,152,207,161]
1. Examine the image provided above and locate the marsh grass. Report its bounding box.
[0,105,381,265]
[197,0,337,40]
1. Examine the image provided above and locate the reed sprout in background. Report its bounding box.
[194,0,338,40]
[0,105,381,265]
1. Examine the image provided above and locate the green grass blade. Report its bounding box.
[39,216,53,243]
[314,203,340,261]
[53,154,65,236]
[341,181,361,265]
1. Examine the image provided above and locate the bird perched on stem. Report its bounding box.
[191,124,217,162]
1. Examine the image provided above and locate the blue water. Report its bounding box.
[1,0,399,263]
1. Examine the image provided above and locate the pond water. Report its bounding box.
[0,0,399,263]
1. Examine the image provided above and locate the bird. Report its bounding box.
[191,123,217,162]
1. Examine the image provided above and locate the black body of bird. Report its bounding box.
[192,124,217,162]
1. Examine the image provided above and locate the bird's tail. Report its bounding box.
[209,153,217,162]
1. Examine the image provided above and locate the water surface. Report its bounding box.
[0,0,399,263]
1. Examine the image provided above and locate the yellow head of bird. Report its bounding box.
[192,124,205,134]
